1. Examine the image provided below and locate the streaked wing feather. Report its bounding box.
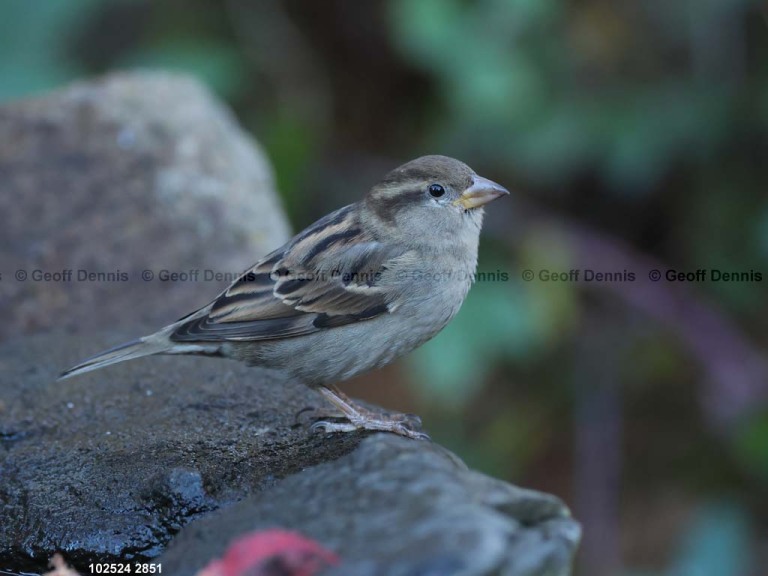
[171,313,318,342]
[170,205,407,343]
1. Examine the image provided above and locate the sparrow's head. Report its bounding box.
[365,155,509,249]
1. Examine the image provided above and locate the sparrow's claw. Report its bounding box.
[310,415,430,440]
[310,386,431,441]
[394,412,423,428]
[295,405,344,424]
[310,420,359,434]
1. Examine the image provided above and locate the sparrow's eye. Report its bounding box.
[428,184,445,198]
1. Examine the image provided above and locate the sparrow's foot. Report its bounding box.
[310,416,430,440]
[310,385,430,441]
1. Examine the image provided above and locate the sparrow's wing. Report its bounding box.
[170,205,412,343]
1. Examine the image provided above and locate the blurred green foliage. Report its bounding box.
[0,0,95,99]
[391,0,765,190]
[2,0,767,573]
[734,410,768,479]
[120,39,245,98]
[409,273,541,409]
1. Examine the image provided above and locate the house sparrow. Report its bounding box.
[60,155,508,439]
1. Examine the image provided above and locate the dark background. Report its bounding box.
[2,1,767,574]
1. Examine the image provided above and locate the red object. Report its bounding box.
[198,529,340,576]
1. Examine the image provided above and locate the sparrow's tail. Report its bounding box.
[58,335,172,380]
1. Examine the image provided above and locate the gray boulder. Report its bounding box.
[0,71,290,339]
[161,434,580,576]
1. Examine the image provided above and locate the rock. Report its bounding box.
[0,331,363,573]
[161,436,580,576]
[0,71,291,340]
[0,331,579,576]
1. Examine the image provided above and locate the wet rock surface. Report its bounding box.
[0,331,364,573]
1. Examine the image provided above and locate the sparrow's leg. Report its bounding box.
[310,385,430,440]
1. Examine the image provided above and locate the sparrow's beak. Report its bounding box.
[453,175,510,210]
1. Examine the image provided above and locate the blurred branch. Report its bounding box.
[573,314,624,576]
[565,221,767,430]
[491,204,768,432]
